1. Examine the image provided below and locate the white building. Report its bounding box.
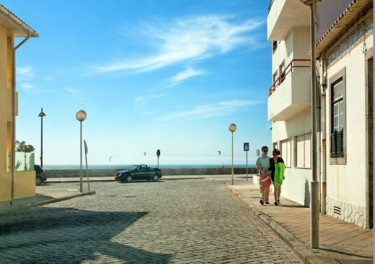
[266,0,373,229]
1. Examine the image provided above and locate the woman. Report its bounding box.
[269,149,285,206]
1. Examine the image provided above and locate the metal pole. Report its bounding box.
[310,2,320,249]
[85,151,90,192]
[80,121,83,193]
[231,132,234,185]
[41,112,43,167]
[246,151,248,181]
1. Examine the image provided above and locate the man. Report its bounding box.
[256,146,271,205]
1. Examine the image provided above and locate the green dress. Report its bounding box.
[274,162,285,189]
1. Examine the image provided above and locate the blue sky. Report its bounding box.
[4,0,272,166]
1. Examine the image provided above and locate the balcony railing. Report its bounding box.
[268,59,310,96]
[268,0,274,13]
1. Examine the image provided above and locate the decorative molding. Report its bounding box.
[327,17,373,68]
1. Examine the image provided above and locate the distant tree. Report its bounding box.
[16,140,35,153]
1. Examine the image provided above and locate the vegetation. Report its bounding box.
[16,140,35,153]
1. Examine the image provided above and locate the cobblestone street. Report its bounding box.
[0,179,301,263]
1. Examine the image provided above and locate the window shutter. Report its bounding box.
[330,130,344,158]
[296,135,304,167]
[336,130,344,157]
[331,132,337,157]
[281,139,291,167]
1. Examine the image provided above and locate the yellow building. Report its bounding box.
[0,5,38,202]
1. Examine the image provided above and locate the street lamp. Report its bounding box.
[38,108,46,167]
[76,110,87,193]
[228,123,237,185]
[299,0,321,249]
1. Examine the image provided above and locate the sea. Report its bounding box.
[43,164,256,170]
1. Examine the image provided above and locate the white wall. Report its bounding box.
[272,108,312,206]
[270,26,313,206]
[272,27,310,75]
[326,36,373,207]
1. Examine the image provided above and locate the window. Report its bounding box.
[273,141,278,152]
[273,71,278,84]
[279,61,285,83]
[7,122,11,172]
[295,133,311,168]
[331,78,344,158]
[7,36,12,89]
[280,139,291,167]
[272,41,278,54]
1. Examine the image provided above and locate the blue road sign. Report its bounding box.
[244,142,249,151]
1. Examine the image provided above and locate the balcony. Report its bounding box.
[267,0,310,41]
[268,59,311,122]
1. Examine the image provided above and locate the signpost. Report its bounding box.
[244,143,249,181]
[84,140,90,192]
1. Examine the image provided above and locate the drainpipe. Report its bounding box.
[317,64,322,213]
[321,52,327,215]
[10,34,30,205]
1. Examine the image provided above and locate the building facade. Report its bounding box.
[267,0,373,229]
[0,5,38,202]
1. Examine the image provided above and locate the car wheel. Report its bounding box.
[126,175,133,183]
[36,177,42,186]
[152,174,159,182]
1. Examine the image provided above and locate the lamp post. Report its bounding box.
[228,123,237,185]
[299,0,321,249]
[156,149,161,168]
[76,110,87,193]
[38,108,46,167]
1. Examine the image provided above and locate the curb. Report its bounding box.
[226,183,331,264]
[226,183,239,196]
[32,191,96,207]
[254,209,327,264]
[0,191,96,215]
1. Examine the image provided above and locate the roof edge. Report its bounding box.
[0,4,39,38]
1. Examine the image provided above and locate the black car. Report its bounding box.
[114,164,162,183]
[34,165,47,186]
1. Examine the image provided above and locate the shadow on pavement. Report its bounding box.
[0,207,172,263]
[278,205,307,208]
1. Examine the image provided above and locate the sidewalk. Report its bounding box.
[228,181,373,264]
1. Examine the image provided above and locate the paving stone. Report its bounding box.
[0,179,301,263]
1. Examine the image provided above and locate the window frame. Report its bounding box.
[294,131,311,169]
[329,67,347,165]
[280,138,292,168]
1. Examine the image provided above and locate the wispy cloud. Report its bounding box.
[167,66,207,88]
[91,15,265,74]
[134,93,168,104]
[17,66,34,81]
[64,86,85,100]
[157,100,261,121]
[17,66,37,92]
[19,83,35,90]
